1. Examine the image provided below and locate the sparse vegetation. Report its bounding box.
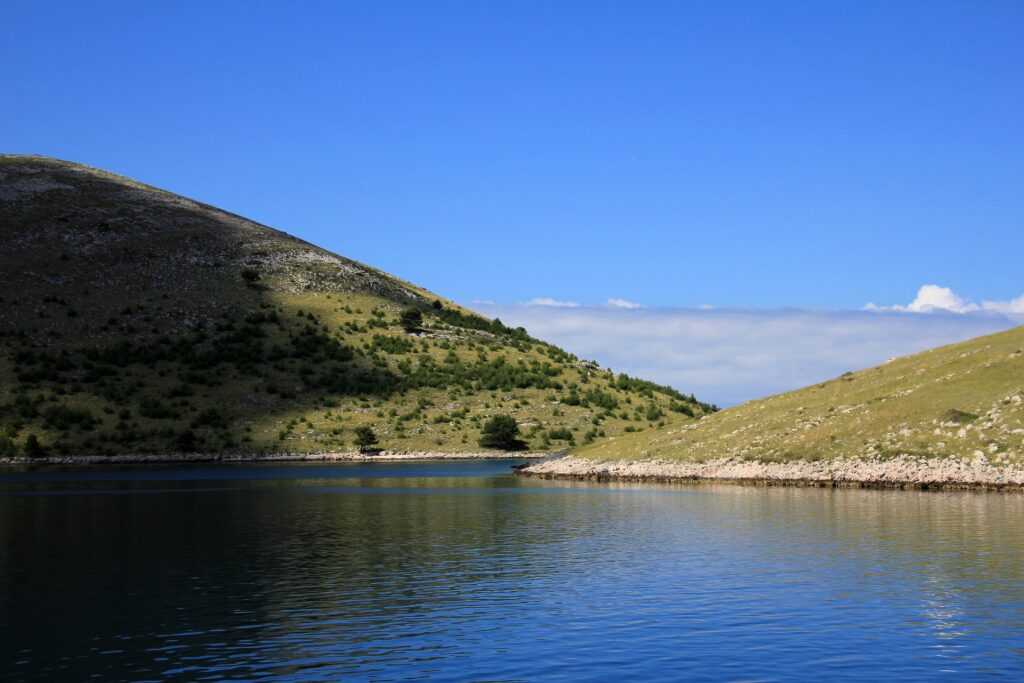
[577,326,1024,467]
[0,156,713,459]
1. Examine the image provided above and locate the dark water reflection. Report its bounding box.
[2,461,1023,681]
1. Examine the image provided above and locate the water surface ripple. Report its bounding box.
[2,461,1023,681]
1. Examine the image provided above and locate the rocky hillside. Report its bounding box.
[0,155,714,458]
[575,325,1024,467]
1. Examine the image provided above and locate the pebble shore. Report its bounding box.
[518,455,1024,491]
[0,451,550,466]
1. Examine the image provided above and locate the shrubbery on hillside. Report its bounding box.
[354,425,379,452]
[399,308,423,333]
[0,157,714,459]
[479,415,526,450]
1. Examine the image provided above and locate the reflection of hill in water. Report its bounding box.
[2,468,1023,679]
[541,481,1024,645]
[0,467,604,677]
[563,480,1024,584]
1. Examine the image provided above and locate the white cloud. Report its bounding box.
[523,297,580,308]
[982,293,1024,315]
[866,284,1024,316]
[904,284,979,313]
[606,298,643,309]
[468,302,1020,407]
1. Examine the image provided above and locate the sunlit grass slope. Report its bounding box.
[0,155,714,457]
[576,326,1024,465]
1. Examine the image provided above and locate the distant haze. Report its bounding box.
[473,303,1020,407]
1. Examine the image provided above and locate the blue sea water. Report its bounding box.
[1,460,1022,681]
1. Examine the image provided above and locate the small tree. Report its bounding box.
[354,425,379,452]
[399,308,423,333]
[176,429,199,452]
[479,415,526,451]
[24,434,45,458]
[240,268,261,285]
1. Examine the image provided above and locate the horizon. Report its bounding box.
[4,1,1022,404]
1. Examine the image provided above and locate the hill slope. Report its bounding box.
[0,155,713,458]
[572,325,1024,467]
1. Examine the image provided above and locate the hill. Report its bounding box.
[524,325,1024,488]
[0,155,714,459]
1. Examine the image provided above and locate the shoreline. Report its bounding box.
[0,450,552,467]
[516,455,1024,492]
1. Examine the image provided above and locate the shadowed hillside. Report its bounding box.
[0,156,714,458]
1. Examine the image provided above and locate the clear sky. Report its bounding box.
[5,1,1022,310]
[4,2,1022,404]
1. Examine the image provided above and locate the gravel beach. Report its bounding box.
[518,454,1024,491]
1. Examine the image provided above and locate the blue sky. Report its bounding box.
[4,2,1022,403]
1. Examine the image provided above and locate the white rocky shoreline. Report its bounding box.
[0,450,550,466]
[516,455,1024,492]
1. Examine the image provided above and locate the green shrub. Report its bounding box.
[585,389,618,410]
[669,401,694,417]
[139,398,176,419]
[399,308,423,333]
[479,414,526,450]
[547,427,574,442]
[43,405,98,431]
[191,408,227,429]
[370,334,414,354]
[24,434,45,458]
[354,425,379,452]
[175,429,199,452]
[942,409,979,425]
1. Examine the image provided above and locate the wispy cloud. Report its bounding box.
[606,298,644,309]
[866,284,1024,316]
[470,302,1020,407]
[526,296,647,310]
[986,295,1024,315]
[523,297,580,308]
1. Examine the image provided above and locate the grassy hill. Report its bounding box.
[0,155,714,458]
[575,325,1024,466]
